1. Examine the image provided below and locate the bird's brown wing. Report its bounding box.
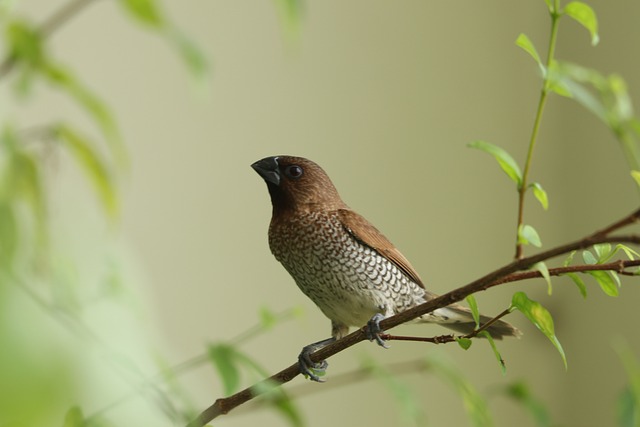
[336,209,425,288]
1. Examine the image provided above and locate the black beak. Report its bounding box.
[251,156,280,186]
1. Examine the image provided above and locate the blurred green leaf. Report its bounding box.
[563,250,576,267]
[168,29,209,84]
[518,224,542,247]
[533,262,552,295]
[566,272,587,298]
[588,270,619,297]
[5,19,44,67]
[504,381,552,427]
[516,33,544,73]
[632,170,640,188]
[468,140,522,187]
[429,355,493,427]
[594,243,613,263]
[259,306,279,330]
[45,65,127,169]
[479,331,506,375]
[530,182,549,210]
[510,292,567,369]
[616,244,640,261]
[615,342,640,427]
[457,337,473,350]
[466,295,480,328]
[0,202,18,268]
[62,406,85,427]
[55,124,118,219]
[582,250,597,265]
[563,1,599,46]
[252,379,304,427]
[365,358,426,425]
[207,344,240,396]
[117,0,165,28]
[272,0,304,41]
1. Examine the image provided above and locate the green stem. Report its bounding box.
[515,2,562,259]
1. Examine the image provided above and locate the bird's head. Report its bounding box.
[251,156,346,215]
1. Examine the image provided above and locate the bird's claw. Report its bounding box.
[366,313,389,349]
[298,340,332,382]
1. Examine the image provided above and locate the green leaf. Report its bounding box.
[429,355,493,427]
[259,306,278,330]
[588,270,619,297]
[564,1,599,46]
[504,381,553,427]
[616,244,640,261]
[594,243,613,263]
[468,140,523,187]
[566,272,588,298]
[466,295,480,328]
[62,406,85,427]
[617,386,639,427]
[44,65,127,169]
[519,224,542,247]
[530,182,549,210]
[55,125,119,219]
[117,0,165,28]
[479,331,506,375]
[632,170,640,189]
[533,261,552,295]
[5,19,45,67]
[208,344,241,395]
[582,250,597,265]
[168,29,210,84]
[516,33,544,73]
[0,202,18,268]
[563,251,576,267]
[510,292,567,369]
[364,357,425,425]
[457,337,473,350]
[251,379,304,427]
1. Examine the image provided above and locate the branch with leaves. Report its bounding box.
[187,207,640,427]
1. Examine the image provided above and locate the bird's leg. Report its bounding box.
[365,313,390,348]
[298,337,334,382]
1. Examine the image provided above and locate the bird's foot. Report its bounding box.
[298,338,334,382]
[365,313,389,348]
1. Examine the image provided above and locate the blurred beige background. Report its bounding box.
[10,0,640,426]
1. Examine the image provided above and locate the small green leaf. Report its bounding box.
[62,406,85,427]
[594,243,613,263]
[259,306,278,330]
[582,250,597,265]
[566,272,588,298]
[564,1,599,46]
[504,381,553,427]
[457,337,473,350]
[207,344,240,395]
[168,29,210,84]
[5,20,45,67]
[588,270,619,297]
[563,251,576,267]
[117,0,165,28]
[533,261,552,295]
[468,140,523,187]
[466,295,480,328]
[55,124,118,218]
[617,385,638,427]
[516,33,544,73]
[510,292,567,369]
[479,331,506,375]
[616,244,640,261]
[631,170,640,189]
[429,355,493,427]
[519,224,542,247]
[530,182,549,210]
[251,379,304,427]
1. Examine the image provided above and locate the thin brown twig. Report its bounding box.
[186,207,640,427]
[0,0,99,80]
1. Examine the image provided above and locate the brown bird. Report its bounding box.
[252,155,519,381]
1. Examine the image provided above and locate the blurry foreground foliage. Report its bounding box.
[1,1,640,427]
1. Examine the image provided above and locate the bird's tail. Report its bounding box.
[424,304,521,340]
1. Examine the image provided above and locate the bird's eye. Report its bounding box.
[284,164,304,179]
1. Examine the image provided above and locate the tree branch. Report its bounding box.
[0,0,100,80]
[186,207,640,427]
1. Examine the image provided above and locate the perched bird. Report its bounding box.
[252,155,519,381]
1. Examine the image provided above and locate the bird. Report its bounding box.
[251,155,520,381]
